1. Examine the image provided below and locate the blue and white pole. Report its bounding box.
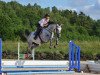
[0,38,2,74]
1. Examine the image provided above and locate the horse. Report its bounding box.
[24,23,62,52]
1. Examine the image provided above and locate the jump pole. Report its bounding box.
[0,38,80,74]
[69,40,80,72]
[0,38,2,74]
[18,42,20,60]
[17,42,35,60]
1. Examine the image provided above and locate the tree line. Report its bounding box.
[0,1,100,41]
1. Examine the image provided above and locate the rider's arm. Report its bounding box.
[39,18,49,27]
[39,19,45,27]
[43,23,48,26]
[43,19,49,27]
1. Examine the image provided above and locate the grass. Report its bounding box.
[2,40,100,53]
[2,40,100,60]
[36,41,68,52]
[75,40,100,54]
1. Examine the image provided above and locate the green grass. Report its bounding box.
[36,41,68,52]
[75,40,100,54]
[2,40,100,53]
[2,41,28,53]
[2,40,100,60]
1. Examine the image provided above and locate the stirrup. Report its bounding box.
[34,35,38,40]
[34,37,37,40]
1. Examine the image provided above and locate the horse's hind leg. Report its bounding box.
[27,42,33,53]
[31,42,39,49]
[28,42,31,50]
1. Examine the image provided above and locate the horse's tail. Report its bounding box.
[24,29,31,40]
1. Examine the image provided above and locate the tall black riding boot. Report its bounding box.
[34,29,41,40]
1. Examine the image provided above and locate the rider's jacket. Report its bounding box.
[39,18,49,27]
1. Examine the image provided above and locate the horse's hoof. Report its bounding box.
[54,45,56,48]
[56,43,58,45]
[27,50,31,54]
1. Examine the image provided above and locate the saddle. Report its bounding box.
[34,28,51,43]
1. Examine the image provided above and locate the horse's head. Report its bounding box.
[47,22,62,38]
[56,24,62,38]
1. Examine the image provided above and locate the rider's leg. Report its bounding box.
[34,26,42,39]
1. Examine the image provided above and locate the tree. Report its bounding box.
[52,6,58,13]
[0,1,99,41]
[0,14,15,40]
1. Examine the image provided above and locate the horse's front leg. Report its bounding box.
[54,37,59,48]
[49,32,54,49]
[49,38,53,49]
[56,37,59,45]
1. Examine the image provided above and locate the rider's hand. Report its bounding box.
[44,24,48,26]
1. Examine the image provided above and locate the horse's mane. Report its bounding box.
[48,21,56,25]
[45,21,57,28]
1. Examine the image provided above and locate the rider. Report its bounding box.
[34,14,50,40]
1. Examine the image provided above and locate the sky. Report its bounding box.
[1,0,100,20]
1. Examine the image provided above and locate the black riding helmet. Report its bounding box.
[44,14,50,18]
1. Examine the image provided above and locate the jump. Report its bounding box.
[0,38,81,75]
